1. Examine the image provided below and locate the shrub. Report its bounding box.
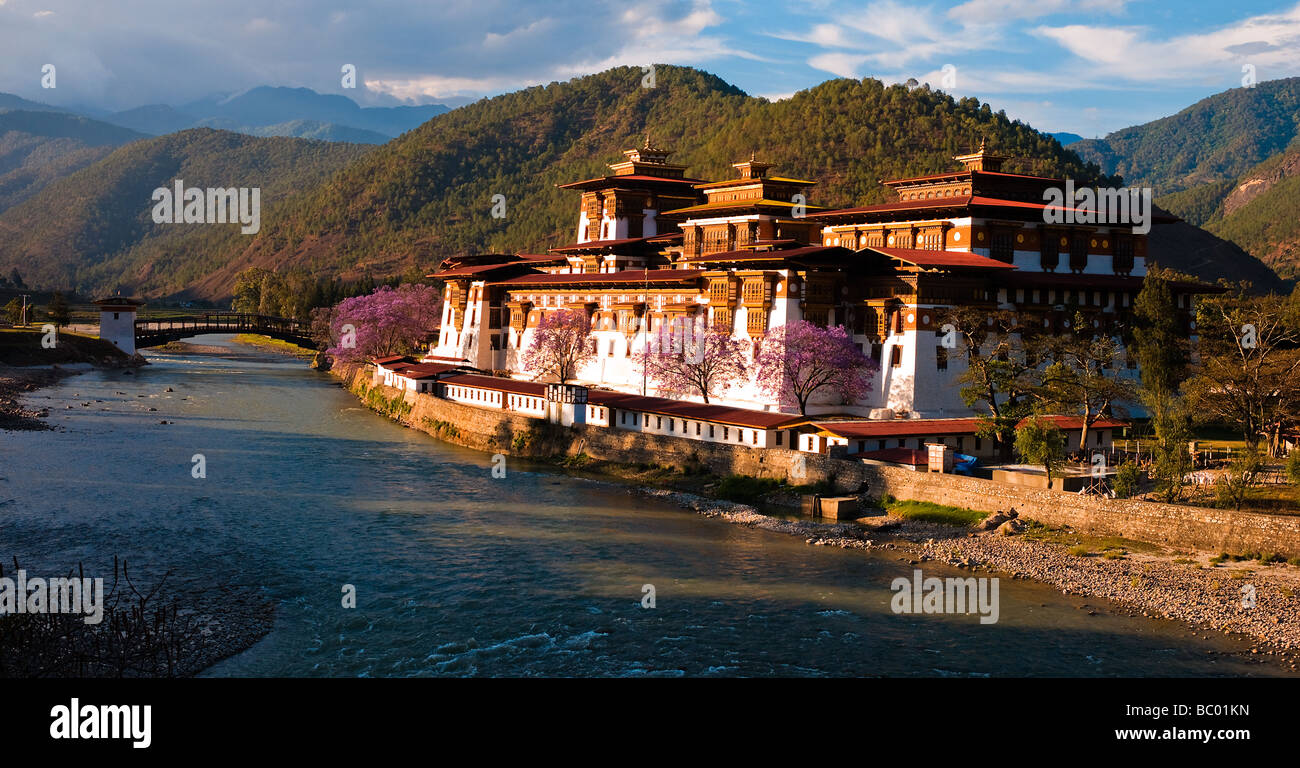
[1067,544,1091,557]
[1112,461,1142,498]
[715,475,783,504]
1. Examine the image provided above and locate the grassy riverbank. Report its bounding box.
[230,333,317,359]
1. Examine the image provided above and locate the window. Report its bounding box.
[990,228,1014,263]
[776,432,784,446]
[974,437,982,451]
[695,422,701,436]
[753,431,759,445]
[890,346,903,368]
[709,425,715,438]
[857,440,865,453]
[1113,236,1134,274]
[936,345,948,370]
[1040,233,1061,271]
[723,427,730,441]
[1069,231,1088,272]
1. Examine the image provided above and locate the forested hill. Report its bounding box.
[1075,76,1300,282]
[0,129,373,296]
[185,65,1114,299]
[1158,144,1300,282]
[0,110,147,213]
[1071,78,1300,195]
[0,65,1272,300]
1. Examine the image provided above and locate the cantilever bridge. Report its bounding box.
[133,312,317,349]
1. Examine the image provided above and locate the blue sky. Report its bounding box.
[2,0,1299,136]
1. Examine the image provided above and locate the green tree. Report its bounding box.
[942,307,1037,460]
[1133,267,1190,399]
[46,291,71,328]
[1186,291,1300,455]
[1015,416,1067,489]
[1034,318,1136,452]
[2,297,22,325]
[1286,452,1300,485]
[232,267,271,314]
[1143,391,1194,502]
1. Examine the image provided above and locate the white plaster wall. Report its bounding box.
[99,310,137,355]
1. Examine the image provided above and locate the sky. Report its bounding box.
[2,0,1300,136]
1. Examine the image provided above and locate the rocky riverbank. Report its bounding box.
[635,487,1300,664]
[1,329,147,431]
[0,365,79,430]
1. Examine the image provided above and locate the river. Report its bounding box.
[0,335,1288,677]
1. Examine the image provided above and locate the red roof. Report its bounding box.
[558,174,703,189]
[869,247,1017,270]
[586,390,804,429]
[372,354,415,365]
[814,194,1178,223]
[813,197,972,219]
[682,245,854,263]
[858,448,930,466]
[438,373,548,397]
[549,235,676,253]
[433,262,541,278]
[400,363,462,379]
[1019,415,1127,431]
[814,418,984,439]
[491,269,705,287]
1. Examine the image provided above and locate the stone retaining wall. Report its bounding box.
[343,365,1300,557]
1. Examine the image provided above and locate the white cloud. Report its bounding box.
[1034,3,1300,84]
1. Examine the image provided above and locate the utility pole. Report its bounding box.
[642,268,649,396]
[19,294,30,326]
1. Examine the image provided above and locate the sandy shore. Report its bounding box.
[635,487,1300,665]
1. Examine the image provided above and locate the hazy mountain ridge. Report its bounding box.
[102,86,450,140]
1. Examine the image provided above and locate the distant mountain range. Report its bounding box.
[1072,78,1300,282]
[1049,132,1084,146]
[3,86,450,145]
[0,85,448,220]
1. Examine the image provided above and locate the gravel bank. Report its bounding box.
[636,487,1300,662]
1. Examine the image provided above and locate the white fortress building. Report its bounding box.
[426,140,1208,419]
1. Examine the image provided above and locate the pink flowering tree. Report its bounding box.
[318,284,442,363]
[636,322,749,403]
[756,320,874,414]
[521,308,593,383]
